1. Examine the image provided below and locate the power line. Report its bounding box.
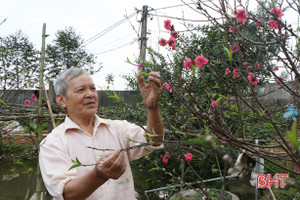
[92,32,135,51]
[82,12,137,46]
[93,39,138,55]
[152,2,195,11]
[148,13,218,22]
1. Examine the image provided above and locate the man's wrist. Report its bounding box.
[93,166,109,182]
[144,103,159,110]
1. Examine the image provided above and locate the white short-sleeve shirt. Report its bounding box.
[39,115,162,200]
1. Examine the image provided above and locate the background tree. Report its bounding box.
[45,26,101,80]
[0,30,40,90]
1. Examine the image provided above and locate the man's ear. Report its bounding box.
[56,94,67,108]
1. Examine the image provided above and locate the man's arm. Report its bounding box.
[63,150,126,200]
[145,105,164,144]
[137,72,164,144]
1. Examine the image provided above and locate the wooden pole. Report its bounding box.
[36,23,46,200]
[139,5,148,64]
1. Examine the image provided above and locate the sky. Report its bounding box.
[0,1,297,90]
[0,0,204,90]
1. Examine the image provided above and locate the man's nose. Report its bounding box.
[86,89,96,97]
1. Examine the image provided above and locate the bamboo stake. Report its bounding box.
[35,23,46,200]
[42,83,56,128]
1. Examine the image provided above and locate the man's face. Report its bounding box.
[58,73,99,119]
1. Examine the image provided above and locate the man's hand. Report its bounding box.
[94,150,126,180]
[63,150,126,199]
[137,71,162,110]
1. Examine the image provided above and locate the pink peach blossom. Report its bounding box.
[164,19,172,31]
[270,6,284,18]
[236,9,247,24]
[184,57,195,71]
[248,72,259,85]
[158,38,167,46]
[254,19,263,28]
[230,43,238,53]
[167,37,176,50]
[233,69,239,77]
[163,82,172,93]
[194,55,209,69]
[184,153,193,161]
[24,100,31,106]
[170,31,178,39]
[225,68,230,75]
[211,101,218,108]
[162,156,168,164]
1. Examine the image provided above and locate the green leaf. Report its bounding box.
[69,157,82,171]
[249,110,254,117]
[192,64,197,76]
[287,121,300,150]
[258,109,267,117]
[108,91,121,101]
[224,46,232,62]
[194,104,199,112]
[182,138,207,146]
[212,84,220,89]
[144,134,150,141]
[222,110,229,118]
[29,122,34,129]
[137,72,148,77]
[211,164,219,174]
[170,124,178,131]
[27,167,33,172]
[15,161,24,166]
[75,157,82,165]
[0,99,7,107]
[10,168,16,172]
[68,163,82,171]
[230,104,238,112]
[126,57,132,64]
[216,96,223,104]
[149,167,159,172]
[185,117,198,124]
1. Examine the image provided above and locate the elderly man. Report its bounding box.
[39,68,163,200]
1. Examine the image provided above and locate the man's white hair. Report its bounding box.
[54,68,88,96]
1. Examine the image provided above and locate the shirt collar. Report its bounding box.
[63,115,110,133]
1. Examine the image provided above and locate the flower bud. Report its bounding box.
[223,154,232,163]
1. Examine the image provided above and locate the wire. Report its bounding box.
[152,2,195,11]
[93,39,138,55]
[82,12,137,46]
[148,13,216,22]
[92,32,135,51]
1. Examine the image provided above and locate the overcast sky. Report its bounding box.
[0,0,205,90]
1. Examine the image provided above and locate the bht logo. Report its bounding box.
[257,174,289,188]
